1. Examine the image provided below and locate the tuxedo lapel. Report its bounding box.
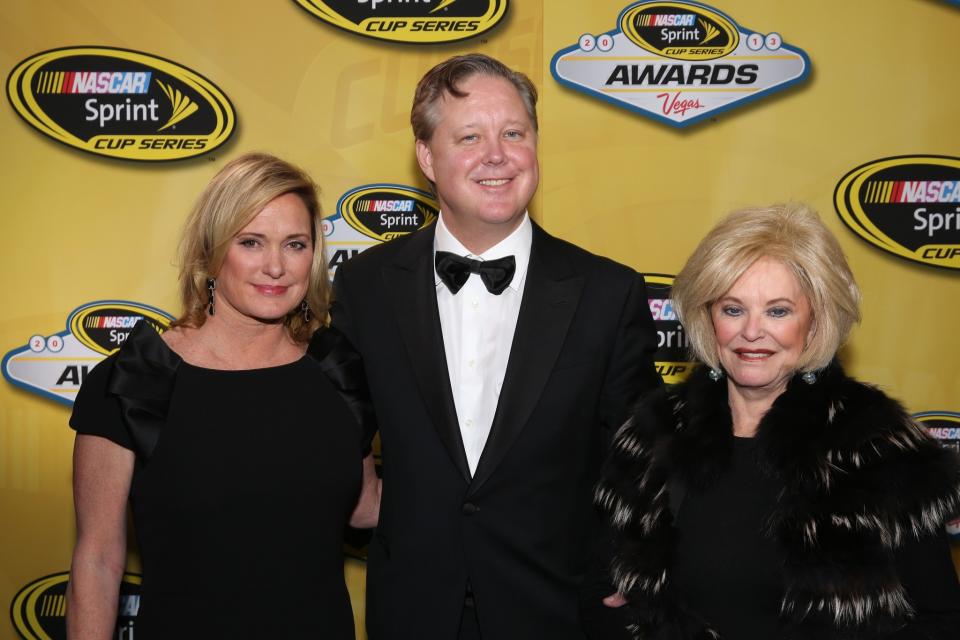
[382,227,472,483]
[469,225,584,494]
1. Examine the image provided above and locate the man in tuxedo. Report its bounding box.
[330,54,661,639]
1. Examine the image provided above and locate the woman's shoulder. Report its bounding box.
[817,366,935,452]
[110,322,182,388]
[306,325,377,451]
[802,365,960,540]
[106,322,182,460]
[71,322,181,456]
[76,322,181,398]
[306,325,355,364]
[618,365,720,442]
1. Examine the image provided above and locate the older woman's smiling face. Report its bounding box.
[711,257,813,396]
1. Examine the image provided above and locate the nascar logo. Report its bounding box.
[914,411,960,540]
[338,184,438,242]
[354,199,416,213]
[35,71,152,94]
[636,14,697,27]
[70,302,170,355]
[83,315,145,329]
[7,46,235,160]
[621,2,739,60]
[861,180,960,204]
[834,155,960,270]
[643,273,694,384]
[915,412,960,451]
[320,184,439,273]
[293,0,508,44]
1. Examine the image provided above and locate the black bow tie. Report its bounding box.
[435,251,516,295]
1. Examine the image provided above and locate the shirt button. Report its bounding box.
[468,359,476,368]
[462,502,479,516]
[471,300,479,309]
[465,419,474,427]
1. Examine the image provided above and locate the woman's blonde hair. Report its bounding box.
[671,203,861,373]
[172,152,328,342]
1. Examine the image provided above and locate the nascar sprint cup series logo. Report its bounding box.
[294,0,507,43]
[323,184,438,272]
[643,274,695,384]
[835,155,960,270]
[11,572,141,640]
[2,301,173,407]
[7,46,235,160]
[551,1,810,127]
[914,411,960,539]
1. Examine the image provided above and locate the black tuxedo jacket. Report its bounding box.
[330,222,660,639]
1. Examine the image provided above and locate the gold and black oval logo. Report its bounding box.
[7,46,235,161]
[69,301,173,356]
[643,273,695,384]
[834,155,960,270]
[915,411,960,453]
[294,0,508,44]
[11,571,141,639]
[338,184,438,241]
[917,411,960,539]
[620,1,738,61]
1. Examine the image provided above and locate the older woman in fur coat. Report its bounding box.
[597,204,960,639]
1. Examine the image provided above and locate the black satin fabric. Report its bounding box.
[308,325,378,455]
[104,322,376,462]
[106,321,182,461]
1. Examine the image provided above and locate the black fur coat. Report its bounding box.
[596,363,960,639]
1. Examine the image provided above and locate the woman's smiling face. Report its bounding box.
[711,256,813,396]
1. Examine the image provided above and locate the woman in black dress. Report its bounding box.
[66,153,379,639]
[598,204,960,638]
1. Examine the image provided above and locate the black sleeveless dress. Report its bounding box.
[70,323,374,639]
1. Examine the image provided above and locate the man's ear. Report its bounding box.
[416,139,436,183]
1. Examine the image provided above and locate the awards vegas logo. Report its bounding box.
[643,274,695,384]
[323,184,438,272]
[914,411,960,539]
[11,572,142,640]
[551,1,810,127]
[7,46,235,161]
[1,301,173,407]
[834,156,960,270]
[293,0,507,44]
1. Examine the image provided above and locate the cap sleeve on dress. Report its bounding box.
[70,321,181,462]
[70,354,134,451]
[308,325,378,456]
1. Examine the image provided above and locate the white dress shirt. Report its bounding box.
[434,213,532,476]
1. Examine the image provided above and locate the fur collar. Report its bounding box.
[596,363,960,638]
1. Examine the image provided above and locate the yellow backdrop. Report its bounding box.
[2,1,958,638]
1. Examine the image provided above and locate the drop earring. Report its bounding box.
[301,299,311,323]
[801,371,817,385]
[707,367,723,382]
[206,278,216,316]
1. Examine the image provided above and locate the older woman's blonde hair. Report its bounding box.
[671,203,861,373]
[172,152,328,343]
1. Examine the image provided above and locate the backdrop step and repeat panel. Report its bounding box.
[1,1,957,638]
